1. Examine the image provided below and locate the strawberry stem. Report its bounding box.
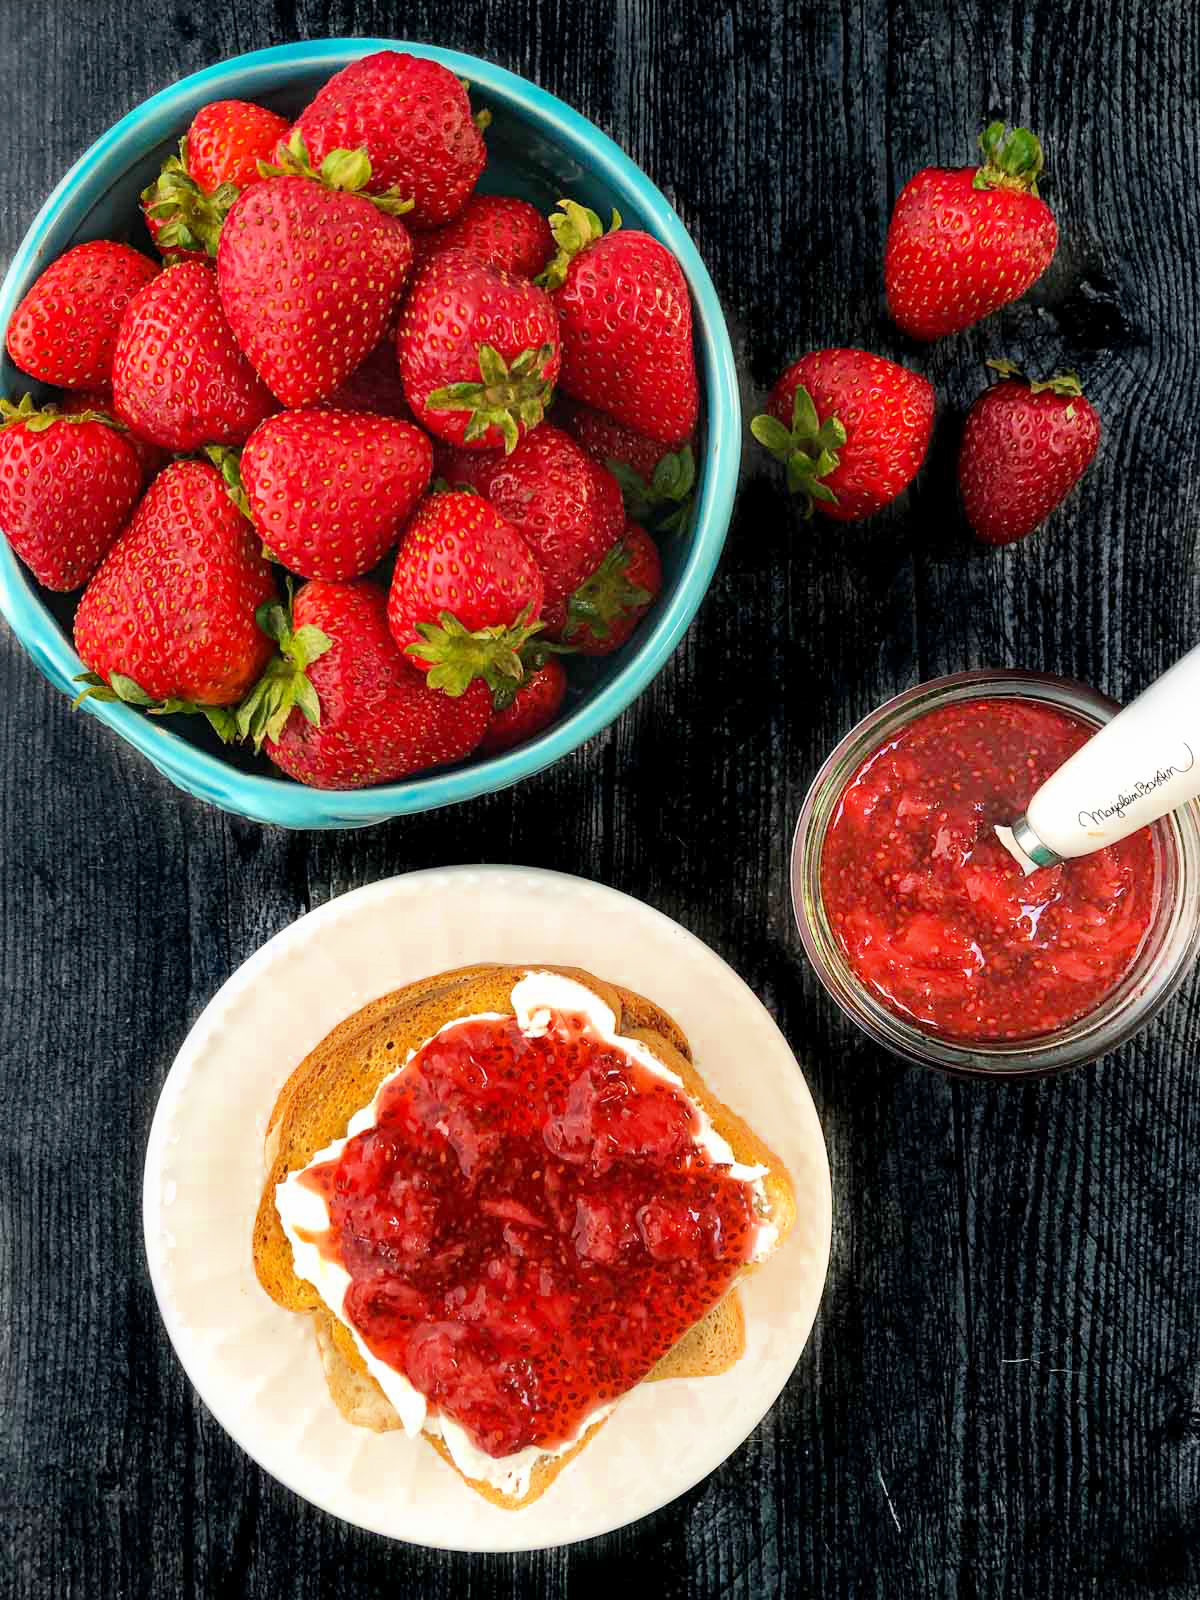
[258,132,414,216]
[234,585,332,751]
[426,343,557,454]
[985,358,1083,398]
[563,542,651,643]
[536,198,622,291]
[71,671,240,741]
[405,606,546,697]
[974,122,1046,195]
[608,446,696,537]
[749,385,846,516]
[203,445,252,520]
[1,393,127,435]
[141,138,239,256]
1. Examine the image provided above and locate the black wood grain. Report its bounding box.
[3,2,1200,1596]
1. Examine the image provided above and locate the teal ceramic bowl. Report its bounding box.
[0,39,738,829]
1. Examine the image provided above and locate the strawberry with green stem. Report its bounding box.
[0,394,142,591]
[885,122,1058,340]
[478,654,568,755]
[396,249,561,453]
[217,136,414,408]
[556,397,697,534]
[563,523,662,656]
[959,359,1100,546]
[751,348,934,519]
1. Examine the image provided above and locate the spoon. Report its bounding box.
[995,646,1200,875]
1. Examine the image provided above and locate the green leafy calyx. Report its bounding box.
[536,198,621,290]
[563,542,650,643]
[71,671,238,741]
[234,586,333,752]
[974,122,1046,195]
[203,444,252,520]
[141,137,240,256]
[426,343,557,454]
[986,358,1084,412]
[1,393,126,435]
[749,385,846,515]
[405,607,546,698]
[609,445,696,537]
[258,132,415,216]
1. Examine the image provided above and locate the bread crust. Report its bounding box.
[256,964,794,1507]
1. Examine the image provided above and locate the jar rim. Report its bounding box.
[791,670,1200,1078]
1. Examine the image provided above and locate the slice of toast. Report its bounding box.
[255,964,794,1507]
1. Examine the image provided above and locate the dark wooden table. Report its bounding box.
[4,2,1200,1596]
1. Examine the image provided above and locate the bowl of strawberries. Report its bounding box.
[0,39,737,827]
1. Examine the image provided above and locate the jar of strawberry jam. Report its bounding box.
[792,670,1200,1076]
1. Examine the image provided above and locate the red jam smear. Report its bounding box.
[820,698,1157,1042]
[302,1008,758,1459]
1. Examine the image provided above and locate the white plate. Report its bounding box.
[143,866,832,1551]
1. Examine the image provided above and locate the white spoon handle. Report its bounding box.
[996,645,1200,875]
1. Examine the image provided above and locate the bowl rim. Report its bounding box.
[0,37,740,828]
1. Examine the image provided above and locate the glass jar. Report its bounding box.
[791,670,1200,1077]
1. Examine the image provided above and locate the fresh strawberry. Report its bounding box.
[217,139,413,408]
[5,241,158,389]
[396,250,560,452]
[319,338,411,418]
[111,260,276,450]
[543,201,698,446]
[278,52,487,230]
[885,122,1058,340]
[959,361,1100,546]
[478,656,568,755]
[60,389,166,482]
[73,459,275,726]
[140,99,290,260]
[563,523,662,655]
[472,425,624,634]
[237,409,433,579]
[412,195,552,277]
[0,394,142,591]
[239,579,490,789]
[387,489,545,693]
[751,348,933,519]
[556,397,698,536]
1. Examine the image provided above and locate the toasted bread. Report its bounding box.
[255,964,794,1507]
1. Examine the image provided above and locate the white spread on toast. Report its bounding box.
[276,971,777,1498]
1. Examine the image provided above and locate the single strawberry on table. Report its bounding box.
[111,260,276,450]
[140,99,291,260]
[5,241,158,390]
[73,458,276,734]
[542,200,698,447]
[277,51,487,230]
[563,522,662,655]
[751,347,934,518]
[0,395,142,591]
[396,249,561,453]
[238,578,491,789]
[478,654,568,755]
[235,408,433,580]
[959,360,1100,546]
[217,137,414,408]
[412,194,553,278]
[885,122,1058,340]
[471,424,624,634]
[387,488,546,696]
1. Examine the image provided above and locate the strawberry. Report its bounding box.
[0,394,142,591]
[556,397,698,536]
[111,261,276,450]
[237,409,433,580]
[472,425,624,633]
[478,656,568,755]
[543,201,698,446]
[885,122,1058,340]
[750,348,933,519]
[278,52,487,230]
[59,389,166,482]
[140,99,290,260]
[431,440,503,493]
[217,139,414,408]
[387,489,545,693]
[959,361,1100,546]
[5,241,158,389]
[396,250,560,452]
[562,523,662,655]
[73,459,275,728]
[320,338,410,418]
[412,195,552,278]
[240,579,490,789]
